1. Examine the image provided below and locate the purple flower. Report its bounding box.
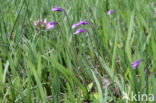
[107,10,114,15]
[131,60,141,69]
[72,21,89,29]
[51,6,63,12]
[73,29,87,35]
[33,21,38,26]
[33,18,47,27]
[43,18,47,25]
[46,22,57,30]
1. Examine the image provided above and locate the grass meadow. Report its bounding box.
[0,0,156,103]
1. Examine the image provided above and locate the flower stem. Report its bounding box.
[63,10,80,67]
[63,10,72,34]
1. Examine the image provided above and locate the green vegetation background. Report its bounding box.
[0,0,156,102]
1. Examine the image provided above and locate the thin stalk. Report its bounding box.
[57,22,73,69]
[106,0,109,11]
[89,24,102,74]
[63,10,80,67]
[63,10,72,34]
[10,0,25,37]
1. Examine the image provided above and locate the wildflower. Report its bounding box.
[43,18,47,25]
[131,60,141,69]
[73,29,87,35]
[46,22,57,30]
[103,77,110,88]
[33,18,47,27]
[51,6,63,12]
[72,21,89,29]
[33,21,38,26]
[107,10,114,15]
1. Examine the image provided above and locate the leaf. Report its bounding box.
[87,82,93,92]
[91,70,104,103]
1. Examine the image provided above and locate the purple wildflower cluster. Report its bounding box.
[33,6,140,69]
[33,18,47,27]
[72,21,89,35]
[72,21,89,29]
[33,18,57,30]
[33,6,64,30]
[51,6,63,12]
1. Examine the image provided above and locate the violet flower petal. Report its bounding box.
[73,29,87,35]
[72,21,89,29]
[79,21,89,25]
[33,21,37,26]
[46,22,57,30]
[131,60,141,69]
[51,6,63,12]
[107,10,114,15]
[72,24,79,29]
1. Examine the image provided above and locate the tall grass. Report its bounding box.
[0,0,155,102]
